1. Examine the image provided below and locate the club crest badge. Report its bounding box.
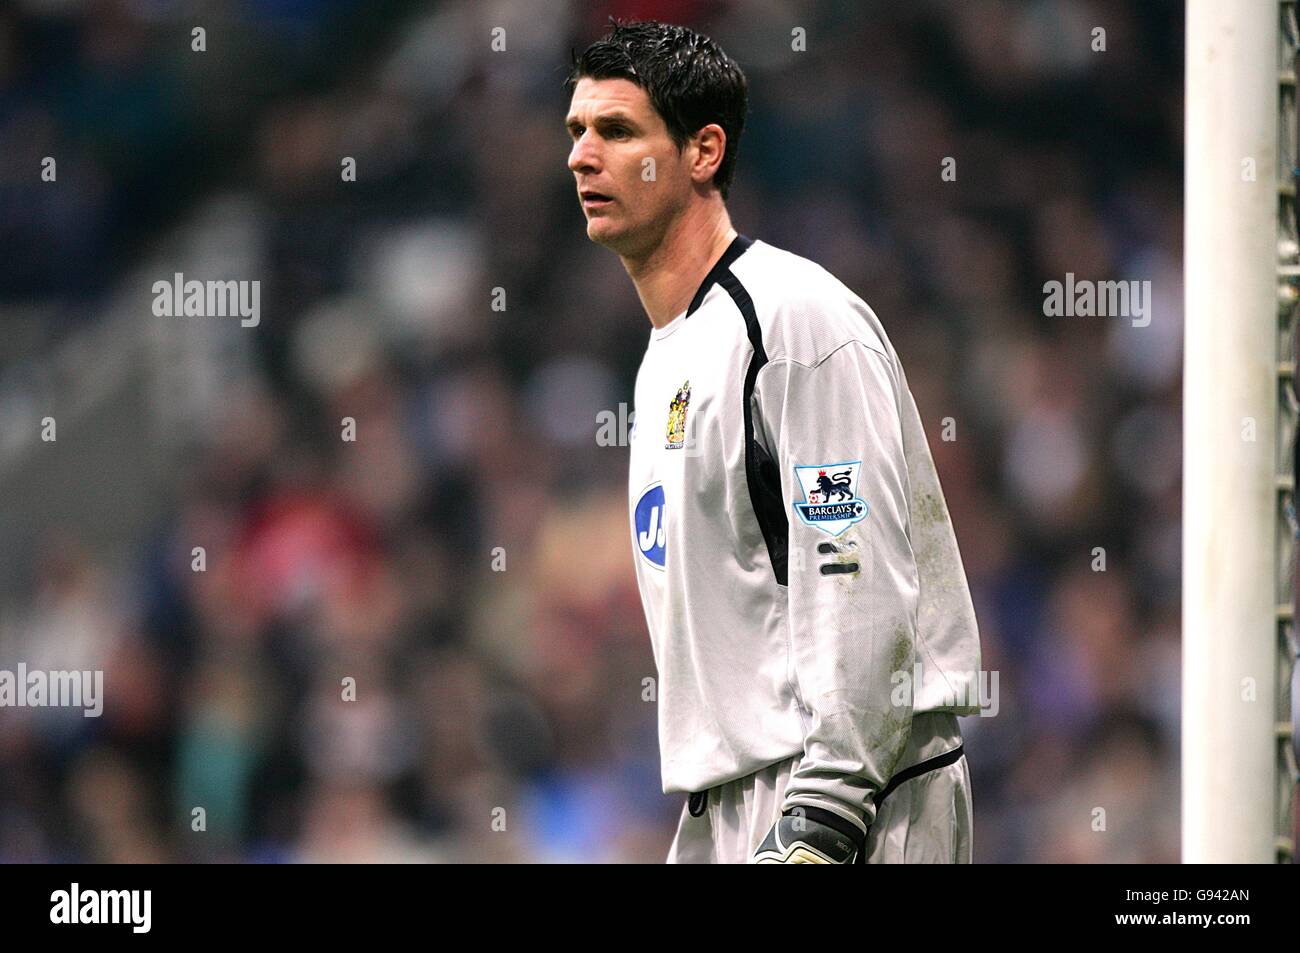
[792,461,869,536]
[665,380,690,449]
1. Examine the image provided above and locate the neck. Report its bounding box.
[621,201,737,329]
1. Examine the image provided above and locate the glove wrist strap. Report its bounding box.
[782,804,866,854]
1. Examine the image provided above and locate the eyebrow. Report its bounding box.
[565,112,640,134]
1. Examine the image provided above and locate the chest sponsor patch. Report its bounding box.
[633,482,667,569]
[792,461,869,536]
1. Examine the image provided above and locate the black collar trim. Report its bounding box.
[683,233,755,319]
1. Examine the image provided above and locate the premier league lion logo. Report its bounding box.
[792,461,868,536]
[811,469,854,503]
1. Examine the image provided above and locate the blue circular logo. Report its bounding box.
[634,483,666,569]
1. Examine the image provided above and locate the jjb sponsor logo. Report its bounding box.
[634,482,667,569]
[792,461,868,536]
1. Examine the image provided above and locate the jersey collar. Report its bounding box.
[684,233,755,320]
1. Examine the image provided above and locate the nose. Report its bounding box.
[568,129,599,175]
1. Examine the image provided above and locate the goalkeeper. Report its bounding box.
[565,20,982,864]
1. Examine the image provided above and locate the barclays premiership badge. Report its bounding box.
[792,461,868,536]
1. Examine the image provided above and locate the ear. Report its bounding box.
[690,123,727,190]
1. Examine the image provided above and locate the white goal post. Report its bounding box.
[1184,0,1297,863]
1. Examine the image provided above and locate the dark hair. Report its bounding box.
[566,20,748,199]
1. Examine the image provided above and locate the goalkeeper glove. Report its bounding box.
[751,805,865,864]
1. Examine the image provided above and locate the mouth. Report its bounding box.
[580,190,614,210]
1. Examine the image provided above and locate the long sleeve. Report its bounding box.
[751,337,919,832]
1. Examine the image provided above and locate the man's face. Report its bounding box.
[566,77,691,256]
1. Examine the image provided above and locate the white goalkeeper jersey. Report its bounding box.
[626,233,981,832]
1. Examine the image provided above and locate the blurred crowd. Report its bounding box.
[0,0,1196,862]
